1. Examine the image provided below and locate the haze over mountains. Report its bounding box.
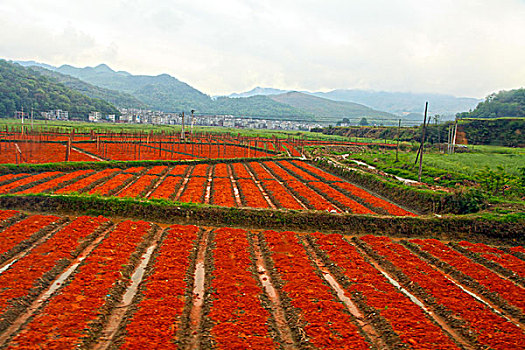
[15,60,480,124]
[228,87,481,118]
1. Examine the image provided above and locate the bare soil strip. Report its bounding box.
[227,165,243,207]
[244,164,277,210]
[250,233,296,349]
[300,238,388,349]
[91,228,163,350]
[351,238,476,350]
[204,166,213,205]
[185,228,211,350]
[0,223,114,346]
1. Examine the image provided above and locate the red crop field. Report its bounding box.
[6,160,415,216]
[1,209,523,349]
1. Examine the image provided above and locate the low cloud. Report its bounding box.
[1,0,524,98]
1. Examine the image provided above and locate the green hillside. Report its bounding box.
[55,64,214,112]
[457,88,525,118]
[30,66,146,109]
[53,64,314,119]
[0,60,119,119]
[270,91,396,123]
[212,95,314,121]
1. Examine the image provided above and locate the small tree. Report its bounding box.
[359,117,369,126]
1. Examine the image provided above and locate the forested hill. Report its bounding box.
[53,64,314,119]
[0,60,119,119]
[30,66,147,109]
[457,88,525,118]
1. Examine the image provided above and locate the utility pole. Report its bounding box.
[418,102,428,182]
[415,105,429,165]
[191,109,195,136]
[180,112,185,140]
[395,119,401,162]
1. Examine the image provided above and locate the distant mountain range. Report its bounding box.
[14,60,481,124]
[16,61,398,124]
[227,86,481,119]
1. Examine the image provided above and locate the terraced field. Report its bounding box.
[0,160,414,216]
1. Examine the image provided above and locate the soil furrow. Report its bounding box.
[351,237,476,350]
[250,233,297,349]
[185,228,212,350]
[300,237,387,349]
[0,222,115,346]
[91,227,163,350]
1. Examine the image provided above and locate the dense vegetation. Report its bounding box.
[30,67,146,109]
[314,117,525,147]
[458,118,524,147]
[0,60,119,119]
[457,88,525,118]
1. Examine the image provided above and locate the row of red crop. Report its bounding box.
[231,162,252,179]
[148,176,184,200]
[246,162,304,210]
[56,168,121,194]
[311,233,459,349]
[213,163,230,178]
[117,174,158,198]
[411,239,525,314]
[15,169,94,194]
[0,172,61,194]
[259,179,303,210]
[0,209,19,223]
[210,178,237,207]
[209,228,276,348]
[292,160,415,216]
[8,220,153,349]
[263,230,371,349]
[360,235,525,349]
[0,174,27,185]
[263,162,338,211]
[89,173,134,196]
[0,215,60,257]
[120,225,199,349]
[458,241,525,279]
[0,216,109,331]
[0,142,95,164]
[236,179,269,208]
[178,176,207,203]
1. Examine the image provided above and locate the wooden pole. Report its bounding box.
[395,119,401,162]
[417,102,428,182]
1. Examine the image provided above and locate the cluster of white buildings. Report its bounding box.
[117,108,322,131]
[40,109,69,120]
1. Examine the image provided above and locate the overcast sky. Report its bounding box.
[1,0,524,98]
